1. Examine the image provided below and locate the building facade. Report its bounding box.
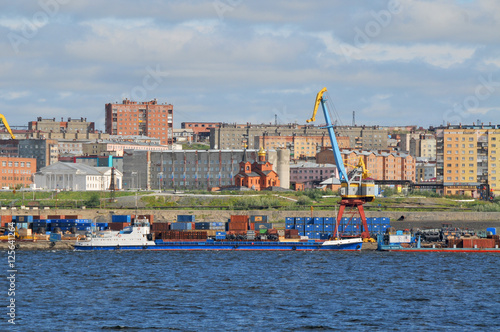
[33,163,122,191]
[290,162,338,189]
[105,99,173,146]
[122,149,290,190]
[316,149,416,182]
[0,156,37,189]
[28,117,95,134]
[18,139,59,171]
[181,122,221,141]
[256,134,350,160]
[436,125,500,196]
[409,134,436,159]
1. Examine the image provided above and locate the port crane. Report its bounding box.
[0,114,16,139]
[307,88,375,239]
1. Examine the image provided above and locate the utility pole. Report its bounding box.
[352,111,355,126]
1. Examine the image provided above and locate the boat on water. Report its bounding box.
[74,221,363,251]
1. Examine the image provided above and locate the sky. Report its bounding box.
[0,0,499,131]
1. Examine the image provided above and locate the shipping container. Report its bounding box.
[313,217,324,224]
[250,215,268,222]
[314,224,323,232]
[15,215,34,223]
[305,217,313,224]
[285,217,294,225]
[296,225,305,232]
[324,217,334,225]
[285,224,294,230]
[294,217,305,224]
[324,224,333,233]
[230,215,249,223]
[112,215,132,223]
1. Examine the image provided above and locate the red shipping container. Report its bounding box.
[249,223,255,231]
[462,239,473,248]
[48,215,64,219]
[64,215,82,219]
[231,215,249,223]
[33,215,47,220]
[1,215,13,223]
[108,222,130,231]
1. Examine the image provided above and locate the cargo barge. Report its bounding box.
[74,221,363,251]
[377,233,500,253]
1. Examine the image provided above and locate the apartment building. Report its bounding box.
[416,158,437,182]
[105,99,173,146]
[316,149,416,182]
[409,134,436,159]
[290,162,338,189]
[436,125,500,196]
[0,156,37,189]
[256,134,350,159]
[28,117,95,133]
[210,124,388,152]
[18,139,59,171]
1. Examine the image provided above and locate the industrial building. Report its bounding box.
[290,162,338,189]
[105,99,174,146]
[122,149,290,191]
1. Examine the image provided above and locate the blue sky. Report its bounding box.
[0,0,499,130]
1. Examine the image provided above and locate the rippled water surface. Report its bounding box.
[4,250,500,331]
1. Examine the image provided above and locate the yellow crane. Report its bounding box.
[0,114,16,139]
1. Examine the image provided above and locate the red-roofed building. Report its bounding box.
[234,148,280,190]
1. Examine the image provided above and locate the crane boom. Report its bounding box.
[0,114,16,139]
[306,87,348,183]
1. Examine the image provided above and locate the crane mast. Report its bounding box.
[0,114,16,139]
[307,88,374,239]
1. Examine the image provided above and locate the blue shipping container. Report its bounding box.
[285,217,294,224]
[313,217,323,224]
[305,217,313,224]
[294,217,304,224]
[314,224,323,232]
[305,224,314,231]
[285,224,294,230]
[177,215,195,222]
[324,217,334,225]
[112,215,131,223]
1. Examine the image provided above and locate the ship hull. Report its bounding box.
[74,240,362,251]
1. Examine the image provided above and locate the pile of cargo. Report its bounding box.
[286,217,391,239]
[448,235,500,248]
[155,230,208,241]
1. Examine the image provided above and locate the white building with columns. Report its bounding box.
[33,162,123,191]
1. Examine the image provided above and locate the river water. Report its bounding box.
[3,250,500,331]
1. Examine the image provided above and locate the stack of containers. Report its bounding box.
[110,215,132,231]
[294,217,305,236]
[228,215,249,233]
[1,215,12,227]
[33,220,51,234]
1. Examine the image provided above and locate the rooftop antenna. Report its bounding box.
[352,111,355,126]
[275,114,277,126]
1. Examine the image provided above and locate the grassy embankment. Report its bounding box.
[2,189,498,212]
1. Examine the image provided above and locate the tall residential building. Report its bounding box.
[105,99,173,146]
[18,139,59,171]
[436,125,500,196]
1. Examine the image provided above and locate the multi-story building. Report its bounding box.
[81,140,179,157]
[316,149,416,182]
[409,134,436,159]
[122,149,290,190]
[210,124,388,152]
[436,125,500,196]
[28,117,95,134]
[416,158,437,182]
[290,162,338,189]
[0,156,37,189]
[256,134,350,160]
[58,140,86,156]
[181,122,221,141]
[18,139,58,171]
[105,99,173,146]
